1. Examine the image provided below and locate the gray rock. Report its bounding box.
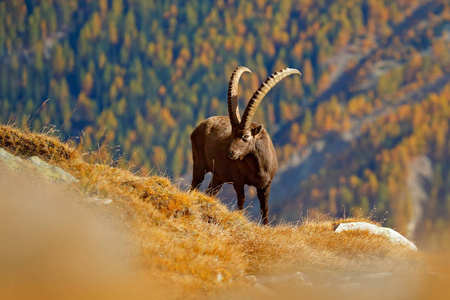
[0,148,26,171]
[1,148,78,184]
[28,156,78,184]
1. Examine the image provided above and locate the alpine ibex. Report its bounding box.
[190,67,301,225]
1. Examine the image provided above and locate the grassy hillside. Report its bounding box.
[1,124,448,299]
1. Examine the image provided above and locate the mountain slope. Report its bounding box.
[0,124,434,299]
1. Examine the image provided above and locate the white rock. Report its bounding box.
[335,222,417,251]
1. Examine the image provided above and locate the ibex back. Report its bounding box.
[190,67,301,225]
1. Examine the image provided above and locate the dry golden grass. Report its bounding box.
[1,124,448,299]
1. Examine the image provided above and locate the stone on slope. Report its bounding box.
[0,148,27,171]
[28,156,78,184]
[335,222,417,251]
[1,148,78,184]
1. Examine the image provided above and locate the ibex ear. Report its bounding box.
[252,124,263,136]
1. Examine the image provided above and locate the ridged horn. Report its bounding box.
[228,66,252,127]
[240,68,302,129]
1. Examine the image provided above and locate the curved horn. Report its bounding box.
[228,66,252,127]
[240,68,302,129]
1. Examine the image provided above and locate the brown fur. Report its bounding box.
[190,67,301,225]
[190,116,277,225]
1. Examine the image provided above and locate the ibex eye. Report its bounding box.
[243,134,250,140]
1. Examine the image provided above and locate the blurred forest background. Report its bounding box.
[1,0,450,243]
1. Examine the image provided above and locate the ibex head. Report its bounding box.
[227,67,302,160]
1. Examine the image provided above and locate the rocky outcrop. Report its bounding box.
[28,156,78,183]
[334,222,417,251]
[0,148,78,184]
[0,148,27,171]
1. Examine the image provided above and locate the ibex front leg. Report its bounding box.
[190,165,205,191]
[257,185,270,225]
[233,183,246,210]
